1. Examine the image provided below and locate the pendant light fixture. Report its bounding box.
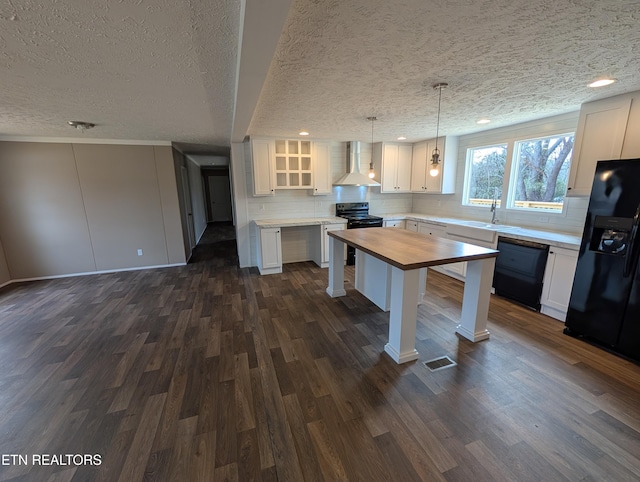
[430,83,448,177]
[367,116,377,179]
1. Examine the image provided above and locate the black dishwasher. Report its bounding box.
[493,237,549,311]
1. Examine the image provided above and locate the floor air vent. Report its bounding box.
[424,356,456,371]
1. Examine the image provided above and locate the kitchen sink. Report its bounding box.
[458,220,519,230]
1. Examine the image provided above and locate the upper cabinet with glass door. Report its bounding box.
[275,140,313,189]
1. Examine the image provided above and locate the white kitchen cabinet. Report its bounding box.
[320,223,345,267]
[257,227,282,275]
[567,96,632,197]
[417,221,446,237]
[411,136,457,194]
[373,143,413,193]
[384,219,406,229]
[540,246,579,321]
[434,225,498,281]
[436,258,467,280]
[312,141,332,195]
[251,139,276,196]
[405,220,418,232]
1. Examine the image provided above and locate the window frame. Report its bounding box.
[462,143,509,208]
[505,132,575,213]
[461,118,577,216]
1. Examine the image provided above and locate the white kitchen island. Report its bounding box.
[326,227,499,364]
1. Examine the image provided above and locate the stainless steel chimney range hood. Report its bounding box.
[333,141,380,187]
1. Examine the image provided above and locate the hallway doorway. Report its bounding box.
[202,168,233,223]
[189,222,237,265]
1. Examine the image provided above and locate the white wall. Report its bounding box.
[230,142,251,267]
[187,157,207,242]
[412,112,589,235]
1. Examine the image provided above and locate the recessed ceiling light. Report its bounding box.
[299,131,309,136]
[588,78,616,88]
[397,136,407,140]
[476,118,491,124]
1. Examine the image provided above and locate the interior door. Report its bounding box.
[209,175,233,222]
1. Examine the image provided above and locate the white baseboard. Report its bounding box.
[0,262,187,288]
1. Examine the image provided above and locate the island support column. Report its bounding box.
[456,257,495,341]
[326,236,346,297]
[384,267,420,364]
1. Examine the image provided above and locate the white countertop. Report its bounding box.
[253,217,347,228]
[381,213,581,250]
[252,213,581,250]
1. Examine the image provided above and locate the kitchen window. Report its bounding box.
[462,132,574,213]
[462,144,507,207]
[507,133,574,212]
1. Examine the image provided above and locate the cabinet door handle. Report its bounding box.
[550,251,554,254]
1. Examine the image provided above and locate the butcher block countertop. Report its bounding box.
[328,227,498,271]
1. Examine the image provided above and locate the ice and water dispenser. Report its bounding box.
[590,216,633,255]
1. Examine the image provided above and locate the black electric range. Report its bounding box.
[335,202,383,264]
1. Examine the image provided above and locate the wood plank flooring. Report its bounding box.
[1,223,640,481]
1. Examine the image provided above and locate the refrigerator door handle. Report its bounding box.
[623,203,640,277]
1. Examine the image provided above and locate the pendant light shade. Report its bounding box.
[430,83,448,177]
[367,116,377,179]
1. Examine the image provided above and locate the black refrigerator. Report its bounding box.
[565,159,640,363]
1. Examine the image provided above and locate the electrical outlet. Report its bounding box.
[538,216,549,223]
[137,249,143,256]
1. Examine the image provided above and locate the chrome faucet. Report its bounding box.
[490,190,499,224]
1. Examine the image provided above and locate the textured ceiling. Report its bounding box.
[0,0,240,145]
[250,0,640,142]
[0,0,639,147]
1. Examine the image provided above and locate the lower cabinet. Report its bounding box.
[540,246,579,321]
[405,220,418,232]
[319,223,345,268]
[257,227,282,275]
[433,228,497,281]
[435,258,467,280]
[384,219,406,229]
[417,222,446,237]
[257,223,345,274]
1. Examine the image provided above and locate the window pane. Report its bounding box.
[510,133,574,212]
[464,145,507,206]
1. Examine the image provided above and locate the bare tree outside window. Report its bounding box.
[463,133,574,212]
[511,134,574,211]
[465,145,507,206]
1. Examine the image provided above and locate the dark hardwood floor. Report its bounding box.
[1,222,640,481]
